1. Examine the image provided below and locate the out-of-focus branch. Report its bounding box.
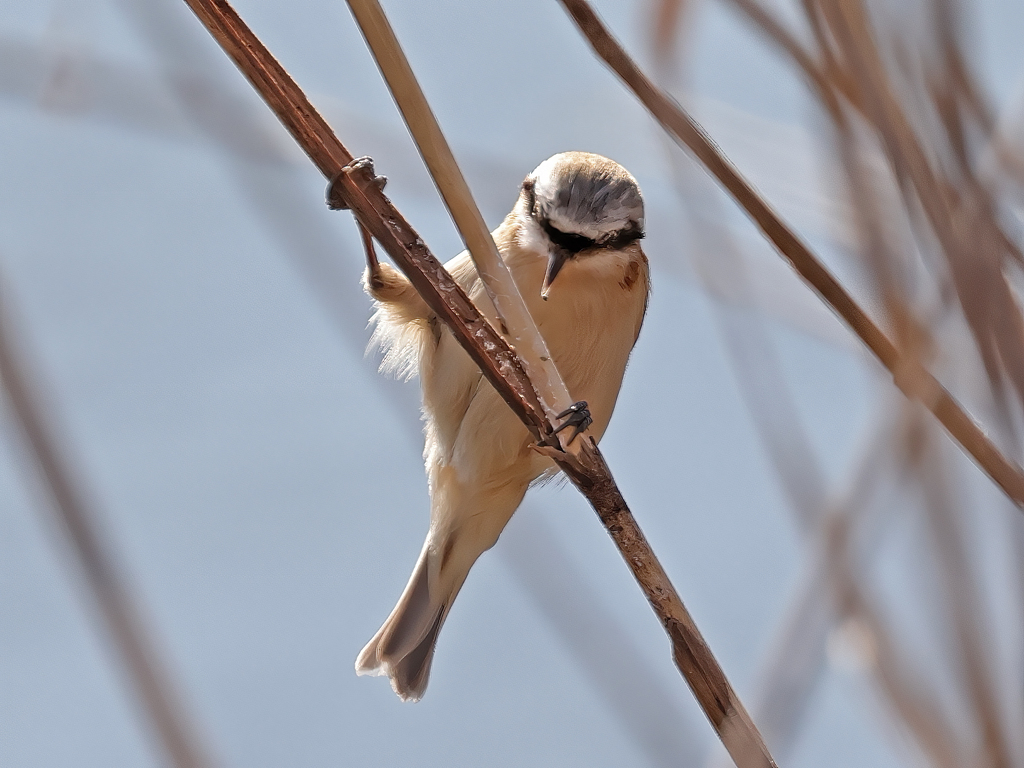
[723,0,1024,276]
[179,1,779,765]
[711,395,901,764]
[652,0,1018,764]
[720,0,855,115]
[818,0,1024,414]
[835,553,966,768]
[656,36,834,759]
[672,131,966,767]
[0,275,216,768]
[558,0,1024,510]
[500,509,703,768]
[918,434,1014,768]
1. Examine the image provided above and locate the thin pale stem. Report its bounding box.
[345,0,578,442]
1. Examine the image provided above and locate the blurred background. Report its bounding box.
[2,0,1024,766]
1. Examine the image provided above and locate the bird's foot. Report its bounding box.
[548,401,592,446]
[326,156,387,211]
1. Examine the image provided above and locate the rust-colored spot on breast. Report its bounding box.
[620,259,641,290]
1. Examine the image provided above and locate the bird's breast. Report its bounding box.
[517,246,649,440]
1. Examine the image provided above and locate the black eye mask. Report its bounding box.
[539,218,597,254]
[523,179,644,255]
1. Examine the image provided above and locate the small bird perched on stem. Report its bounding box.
[356,151,649,700]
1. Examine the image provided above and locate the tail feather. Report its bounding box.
[355,544,453,702]
[387,605,446,701]
[358,480,523,700]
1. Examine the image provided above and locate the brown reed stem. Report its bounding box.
[179,1,779,765]
[558,0,1024,510]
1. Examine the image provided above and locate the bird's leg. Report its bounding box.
[354,220,420,306]
[547,401,592,445]
[357,222,386,292]
[326,156,399,298]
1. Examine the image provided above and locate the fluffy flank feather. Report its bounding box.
[368,307,431,381]
[362,263,432,381]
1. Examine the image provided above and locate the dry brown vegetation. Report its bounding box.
[647,0,1024,765]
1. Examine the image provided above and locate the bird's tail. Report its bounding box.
[355,538,465,701]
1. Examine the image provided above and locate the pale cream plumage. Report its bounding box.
[356,152,649,700]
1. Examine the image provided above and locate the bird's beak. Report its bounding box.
[541,249,569,300]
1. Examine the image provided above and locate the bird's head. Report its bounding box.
[518,151,644,299]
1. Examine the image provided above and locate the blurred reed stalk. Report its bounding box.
[0,273,217,768]
[558,0,1024,510]
[645,0,1024,764]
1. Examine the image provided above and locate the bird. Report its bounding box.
[355,151,649,701]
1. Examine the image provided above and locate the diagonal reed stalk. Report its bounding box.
[917,434,1014,768]
[180,0,779,765]
[557,0,1024,510]
[344,0,580,446]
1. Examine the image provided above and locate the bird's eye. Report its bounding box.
[601,222,645,249]
[540,219,597,253]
